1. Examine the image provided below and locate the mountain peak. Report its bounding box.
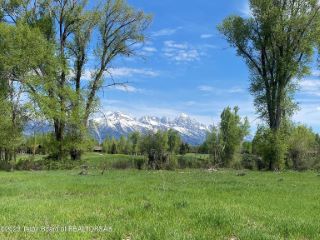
[90,111,210,145]
[179,113,189,119]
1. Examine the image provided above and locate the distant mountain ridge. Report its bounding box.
[89,112,210,145]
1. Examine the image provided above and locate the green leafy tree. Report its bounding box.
[205,126,224,165]
[219,1,320,170]
[287,125,318,170]
[128,132,140,155]
[102,136,112,153]
[118,136,128,154]
[219,0,320,132]
[219,107,250,166]
[167,129,181,154]
[0,22,54,162]
[140,131,169,169]
[0,0,151,160]
[110,139,118,155]
[179,142,190,155]
[252,126,287,170]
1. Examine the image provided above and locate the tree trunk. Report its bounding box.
[54,120,64,160]
[70,148,82,161]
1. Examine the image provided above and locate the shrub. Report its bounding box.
[111,159,133,169]
[133,157,146,170]
[164,155,178,170]
[0,161,12,171]
[231,159,243,170]
[241,153,257,170]
[286,125,318,170]
[253,127,287,170]
[15,159,43,170]
[177,156,192,169]
[178,154,211,169]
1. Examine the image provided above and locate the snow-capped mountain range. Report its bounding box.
[89,112,210,145]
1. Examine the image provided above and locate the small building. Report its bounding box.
[93,146,103,153]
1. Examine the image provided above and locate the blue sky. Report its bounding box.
[95,0,320,133]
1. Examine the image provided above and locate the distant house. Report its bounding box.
[93,146,103,153]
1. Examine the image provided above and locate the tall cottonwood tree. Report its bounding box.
[68,0,151,159]
[0,22,55,162]
[219,0,320,131]
[1,0,151,160]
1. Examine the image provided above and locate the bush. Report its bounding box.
[0,161,12,171]
[15,159,43,170]
[253,127,287,170]
[178,156,193,169]
[133,157,146,170]
[164,155,178,170]
[286,125,318,171]
[231,159,243,170]
[177,154,212,169]
[15,158,82,171]
[241,153,257,170]
[111,159,133,169]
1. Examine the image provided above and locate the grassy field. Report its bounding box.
[0,170,320,239]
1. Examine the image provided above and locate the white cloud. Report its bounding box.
[139,46,158,57]
[198,85,215,92]
[300,79,320,96]
[311,69,320,77]
[200,34,214,39]
[293,103,320,127]
[152,28,180,37]
[69,67,159,81]
[229,87,245,93]
[80,69,94,81]
[112,85,140,93]
[198,85,245,94]
[142,47,157,53]
[185,101,196,106]
[108,67,159,78]
[163,41,200,63]
[164,41,188,49]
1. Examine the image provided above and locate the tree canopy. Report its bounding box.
[219,0,320,131]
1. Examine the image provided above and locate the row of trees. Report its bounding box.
[102,130,191,168]
[0,0,151,162]
[19,133,97,157]
[219,0,320,169]
[200,106,320,171]
[252,124,320,170]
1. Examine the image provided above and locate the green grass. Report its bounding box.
[16,154,45,162]
[182,153,210,159]
[0,170,320,239]
[82,153,144,165]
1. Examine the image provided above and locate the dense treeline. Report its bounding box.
[251,124,320,171]
[17,129,191,170]
[102,130,190,155]
[17,133,97,156]
[101,130,191,169]
[199,107,320,171]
